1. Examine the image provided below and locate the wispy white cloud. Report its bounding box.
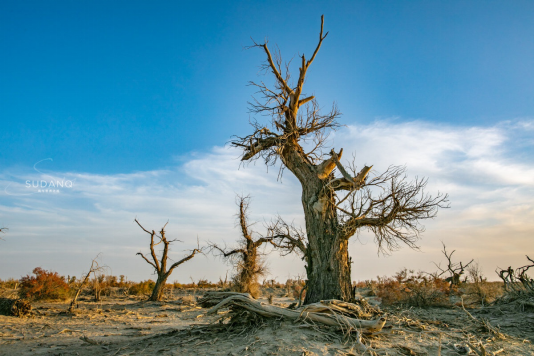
[0,119,532,282]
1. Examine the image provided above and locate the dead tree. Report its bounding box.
[434,242,473,290]
[232,16,448,303]
[135,219,202,301]
[497,256,534,295]
[69,255,106,312]
[210,196,273,297]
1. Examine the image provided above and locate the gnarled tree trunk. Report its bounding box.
[299,175,351,303]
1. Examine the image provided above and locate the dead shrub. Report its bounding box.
[496,255,534,303]
[376,269,450,307]
[463,262,503,305]
[129,280,156,296]
[0,297,32,317]
[0,278,18,290]
[179,295,196,305]
[18,267,70,301]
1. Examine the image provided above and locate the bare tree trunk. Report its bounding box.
[302,183,352,303]
[149,275,168,301]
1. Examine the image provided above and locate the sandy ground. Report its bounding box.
[1,289,534,356]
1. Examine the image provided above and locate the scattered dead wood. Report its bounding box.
[460,297,505,339]
[496,255,534,303]
[0,297,32,317]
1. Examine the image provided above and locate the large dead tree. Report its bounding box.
[135,219,202,301]
[210,196,273,297]
[232,16,448,303]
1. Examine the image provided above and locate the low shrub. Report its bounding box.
[496,256,534,303]
[463,262,503,305]
[375,269,451,307]
[18,267,71,301]
[0,278,18,289]
[129,280,155,295]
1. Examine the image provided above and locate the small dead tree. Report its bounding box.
[434,242,473,290]
[210,196,274,297]
[135,219,202,301]
[69,255,107,312]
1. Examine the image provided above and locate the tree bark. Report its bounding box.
[301,176,352,304]
[149,274,168,301]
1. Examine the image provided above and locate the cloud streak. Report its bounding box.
[0,119,532,282]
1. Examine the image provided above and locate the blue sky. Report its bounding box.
[1,1,533,282]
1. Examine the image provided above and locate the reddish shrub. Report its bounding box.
[19,267,70,301]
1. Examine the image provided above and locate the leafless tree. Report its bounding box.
[69,254,107,312]
[135,219,202,301]
[210,196,274,297]
[434,242,473,290]
[232,16,449,303]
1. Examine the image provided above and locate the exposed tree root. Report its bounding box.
[204,292,386,332]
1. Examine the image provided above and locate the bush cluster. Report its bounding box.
[374,269,451,307]
[18,267,71,301]
[0,278,18,290]
[128,280,156,295]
